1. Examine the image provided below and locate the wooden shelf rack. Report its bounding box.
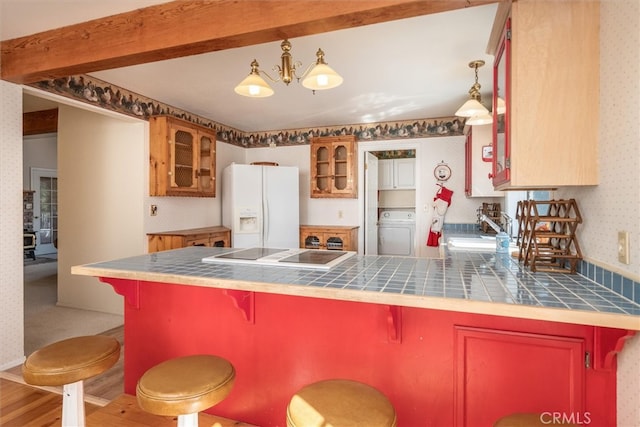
[516,199,583,274]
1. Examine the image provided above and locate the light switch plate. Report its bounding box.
[618,231,630,264]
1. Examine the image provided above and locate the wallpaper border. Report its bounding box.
[29,74,466,148]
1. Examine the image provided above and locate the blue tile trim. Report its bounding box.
[443,223,481,233]
[578,259,640,305]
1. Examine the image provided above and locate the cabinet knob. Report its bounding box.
[488,173,494,179]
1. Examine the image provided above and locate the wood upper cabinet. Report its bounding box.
[149,115,216,197]
[487,0,599,190]
[310,136,357,198]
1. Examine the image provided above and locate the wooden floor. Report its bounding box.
[1,325,257,426]
[0,378,101,427]
[0,379,256,426]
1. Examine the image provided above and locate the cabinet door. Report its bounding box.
[310,136,357,198]
[301,229,322,249]
[393,158,415,189]
[455,326,584,427]
[331,141,355,196]
[378,159,394,190]
[185,236,211,247]
[324,232,350,250]
[197,131,216,196]
[169,123,198,192]
[491,17,511,187]
[311,143,332,195]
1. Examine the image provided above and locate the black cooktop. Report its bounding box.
[278,251,347,265]
[214,248,287,260]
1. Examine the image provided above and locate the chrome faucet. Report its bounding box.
[500,212,513,237]
[479,214,503,234]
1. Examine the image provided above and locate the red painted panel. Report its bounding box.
[108,278,619,427]
[454,327,584,427]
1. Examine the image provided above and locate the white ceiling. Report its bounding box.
[2,0,499,132]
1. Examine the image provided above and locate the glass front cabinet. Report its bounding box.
[488,0,598,190]
[149,115,216,197]
[491,17,510,187]
[310,135,357,198]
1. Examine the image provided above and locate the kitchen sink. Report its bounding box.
[447,236,517,252]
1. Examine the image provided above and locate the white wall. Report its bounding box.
[57,105,146,313]
[556,1,639,281]
[0,81,25,369]
[554,1,639,423]
[243,144,361,227]
[242,136,502,257]
[357,136,502,257]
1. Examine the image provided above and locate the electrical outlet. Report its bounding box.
[150,205,158,216]
[338,210,344,219]
[618,231,629,264]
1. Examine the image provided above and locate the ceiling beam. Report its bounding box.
[1,0,496,84]
[23,109,59,135]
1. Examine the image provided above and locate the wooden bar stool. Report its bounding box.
[494,413,580,426]
[136,354,235,427]
[22,335,121,427]
[286,379,397,427]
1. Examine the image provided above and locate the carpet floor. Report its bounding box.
[23,260,124,356]
[1,260,125,403]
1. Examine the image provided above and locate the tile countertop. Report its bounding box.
[71,246,640,331]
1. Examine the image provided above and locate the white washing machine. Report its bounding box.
[378,211,416,256]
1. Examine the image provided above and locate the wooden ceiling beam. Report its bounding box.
[23,109,58,135]
[1,0,495,84]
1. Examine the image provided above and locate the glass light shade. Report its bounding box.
[455,98,490,117]
[301,63,343,91]
[466,112,493,126]
[234,73,274,98]
[496,97,506,115]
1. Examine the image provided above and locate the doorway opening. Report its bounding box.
[30,168,58,256]
[359,141,419,255]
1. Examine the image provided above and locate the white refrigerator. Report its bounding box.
[222,163,300,249]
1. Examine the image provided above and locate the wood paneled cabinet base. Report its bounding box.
[300,225,358,252]
[148,226,230,252]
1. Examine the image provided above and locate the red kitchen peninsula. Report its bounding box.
[72,247,639,427]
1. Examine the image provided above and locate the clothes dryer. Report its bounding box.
[378,211,416,256]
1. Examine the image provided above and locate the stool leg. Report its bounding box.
[62,380,85,427]
[177,413,198,427]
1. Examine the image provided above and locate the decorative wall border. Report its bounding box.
[29,74,466,148]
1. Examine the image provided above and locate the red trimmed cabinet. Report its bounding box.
[487,1,598,190]
[100,276,629,427]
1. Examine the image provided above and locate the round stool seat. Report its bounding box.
[22,335,121,386]
[494,413,580,426]
[287,379,397,427]
[136,354,235,417]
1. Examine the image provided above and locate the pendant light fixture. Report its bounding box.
[235,39,343,98]
[455,59,492,125]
